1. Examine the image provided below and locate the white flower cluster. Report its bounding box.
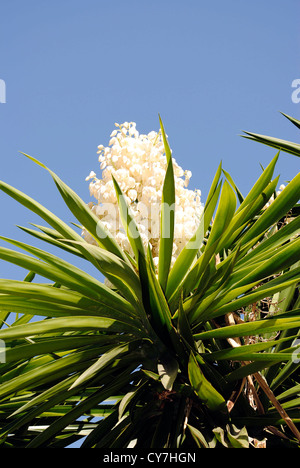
[83,121,203,268]
[264,184,286,208]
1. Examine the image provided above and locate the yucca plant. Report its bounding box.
[0,114,299,449]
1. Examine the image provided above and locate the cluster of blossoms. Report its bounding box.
[264,184,286,208]
[83,121,203,268]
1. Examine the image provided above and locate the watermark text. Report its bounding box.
[95,198,204,249]
[0,79,6,103]
[0,339,6,363]
[291,79,300,104]
[292,338,300,364]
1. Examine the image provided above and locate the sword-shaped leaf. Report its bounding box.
[157,352,179,391]
[59,239,143,308]
[188,351,227,412]
[241,171,300,245]
[17,224,86,258]
[194,313,300,341]
[158,116,175,292]
[242,132,300,157]
[166,171,222,301]
[0,238,135,313]
[112,174,145,263]
[0,314,144,341]
[205,180,236,252]
[235,152,279,215]
[281,112,300,130]
[69,341,142,390]
[20,152,128,262]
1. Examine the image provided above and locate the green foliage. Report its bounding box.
[0,113,299,448]
[242,112,300,158]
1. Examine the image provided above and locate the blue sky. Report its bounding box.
[0,0,299,281]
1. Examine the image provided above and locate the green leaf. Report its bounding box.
[205,161,222,208]
[214,424,249,448]
[3,374,79,422]
[166,178,221,302]
[270,357,300,391]
[225,361,277,383]
[233,239,300,288]
[188,351,227,412]
[210,281,274,316]
[157,352,179,391]
[194,314,300,341]
[112,174,145,262]
[20,152,128,261]
[27,369,137,448]
[0,278,139,323]
[241,171,300,245]
[276,384,300,401]
[69,341,141,390]
[205,180,236,252]
[0,237,136,313]
[281,112,300,130]
[236,152,279,215]
[82,409,119,448]
[242,132,300,157]
[0,180,82,242]
[213,246,300,318]
[61,239,143,307]
[222,168,244,203]
[4,335,126,364]
[118,381,146,420]
[219,176,280,251]
[188,246,241,323]
[203,335,299,362]
[138,254,171,333]
[0,348,100,401]
[235,215,300,269]
[17,224,85,259]
[0,315,144,341]
[187,424,211,448]
[158,115,175,292]
[177,291,197,352]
